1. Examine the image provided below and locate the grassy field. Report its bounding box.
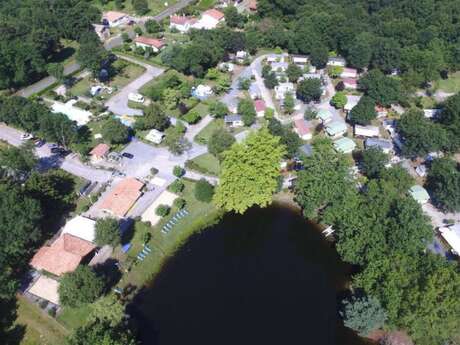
[435,71,460,93]
[114,179,222,288]
[69,61,144,97]
[194,118,223,144]
[16,295,69,345]
[92,0,178,16]
[189,153,221,176]
[56,304,92,332]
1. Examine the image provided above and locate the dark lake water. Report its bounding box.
[132,204,372,345]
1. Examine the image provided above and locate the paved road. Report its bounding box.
[0,124,112,182]
[15,62,81,98]
[105,55,165,116]
[104,28,135,50]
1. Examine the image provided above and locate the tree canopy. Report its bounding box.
[95,218,120,247]
[208,127,235,159]
[340,295,387,336]
[66,320,137,345]
[426,158,460,212]
[59,266,105,308]
[214,129,286,213]
[296,78,322,103]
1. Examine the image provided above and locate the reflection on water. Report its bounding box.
[131,204,374,345]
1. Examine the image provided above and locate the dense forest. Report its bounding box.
[254,0,460,88]
[0,0,100,89]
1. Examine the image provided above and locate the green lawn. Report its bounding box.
[435,71,460,93]
[188,153,221,176]
[91,0,178,16]
[194,118,224,144]
[115,179,222,288]
[57,304,92,331]
[69,61,144,98]
[69,78,91,97]
[16,295,69,345]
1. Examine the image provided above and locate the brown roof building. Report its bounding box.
[98,178,144,217]
[30,234,96,276]
[90,143,110,161]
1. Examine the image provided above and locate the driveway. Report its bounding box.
[105,55,165,116]
[0,123,112,183]
[15,62,81,98]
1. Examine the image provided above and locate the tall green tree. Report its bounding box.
[360,147,388,178]
[0,143,37,180]
[76,31,109,77]
[354,253,460,345]
[294,139,352,219]
[132,0,149,15]
[426,158,460,212]
[359,69,401,107]
[59,266,105,308]
[101,118,129,145]
[238,98,256,126]
[340,295,387,336]
[95,218,120,247]
[286,63,302,83]
[349,96,376,125]
[296,78,322,103]
[0,183,42,299]
[66,320,137,345]
[208,127,235,159]
[397,109,449,157]
[214,129,286,213]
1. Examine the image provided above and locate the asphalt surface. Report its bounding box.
[105,55,165,116]
[0,124,112,183]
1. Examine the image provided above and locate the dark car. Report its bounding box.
[34,139,45,147]
[122,152,134,159]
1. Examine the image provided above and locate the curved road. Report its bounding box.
[105,55,165,116]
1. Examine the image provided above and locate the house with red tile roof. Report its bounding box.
[192,9,225,30]
[343,78,358,90]
[90,143,110,163]
[294,119,312,140]
[134,36,166,52]
[30,234,96,276]
[102,11,128,27]
[98,178,144,218]
[170,15,198,33]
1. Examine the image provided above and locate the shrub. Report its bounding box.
[155,204,170,217]
[194,179,215,203]
[95,218,120,247]
[174,197,186,209]
[169,179,184,193]
[173,165,185,177]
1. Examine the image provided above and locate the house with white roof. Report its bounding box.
[343,78,358,90]
[275,82,294,100]
[344,95,361,113]
[327,57,346,67]
[292,55,309,66]
[62,215,97,243]
[145,129,165,144]
[325,121,347,138]
[354,125,380,138]
[438,224,460,255]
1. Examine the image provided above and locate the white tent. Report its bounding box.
[62,215,96,243]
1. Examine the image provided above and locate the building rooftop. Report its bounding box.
[317,109,332,121]
[28,276,60,305]
[294,119,310,136]
[333,137,356,154]
[103,11,127,22]
[439,224,460,254]
[90,143,110,157]
[30,234,96,276]
[365,138,393,150]
[98,178,144,217]
[134,36,165,49]
[254,99,266,112]
[62,216,96,243]
[409,185,430,203]
[203,9,224,20]
[325,121,347,136]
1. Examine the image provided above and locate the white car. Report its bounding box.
[20,133,33,140]
[128,92,144,103]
